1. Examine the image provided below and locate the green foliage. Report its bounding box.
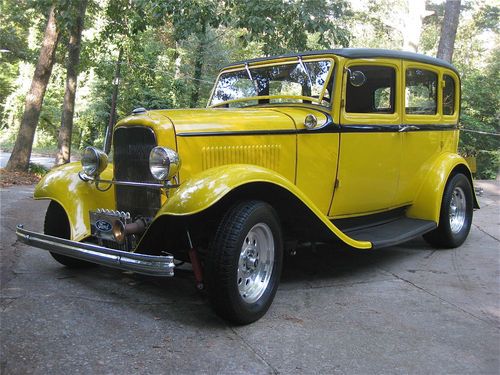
[28,162,49,176]
[474,4,500,32]
[231,0,350,55]
[0,61,19,126]
[458,39,500,166]
[418,1,500,179]
[476,150,500,180]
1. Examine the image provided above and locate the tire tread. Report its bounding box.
[206,200,282,324]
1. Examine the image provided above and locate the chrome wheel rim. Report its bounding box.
[237,223,274,303]
[449,186,466,233]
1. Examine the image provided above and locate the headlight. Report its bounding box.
[81,146,108,177]
[149,147,180,181]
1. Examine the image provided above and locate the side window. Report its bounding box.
[374,87,391,111]
[405,69,437,115]
[443,74,456,115]
[346,65,396,114]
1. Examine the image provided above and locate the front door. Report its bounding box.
[329,60,402,218]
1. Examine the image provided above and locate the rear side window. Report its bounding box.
[405,69,437,115]
[443,74,456,115]
[345,65,396,114]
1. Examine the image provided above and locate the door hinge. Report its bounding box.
[334,179,340,189]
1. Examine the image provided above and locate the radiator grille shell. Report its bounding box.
[113,126,160,218]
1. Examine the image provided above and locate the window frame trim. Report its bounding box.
[403,62,442,123]
[442,71,460,120]
[340,59,401,125]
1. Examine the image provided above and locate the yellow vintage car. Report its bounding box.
[17,49,478,324]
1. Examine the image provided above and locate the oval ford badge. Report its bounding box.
[95,219,112,232]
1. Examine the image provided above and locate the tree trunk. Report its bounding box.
[190,22,207,108]
[437,0,461,62]
[103,47,123,154]
[55,0,88,166]
[6,6,60,171]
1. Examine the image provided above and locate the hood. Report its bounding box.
[149,108,298,134]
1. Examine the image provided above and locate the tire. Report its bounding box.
[44,201,94,268]
[423,173,473,248]
[206,200,283,324]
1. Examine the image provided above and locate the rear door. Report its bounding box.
[329,59,402,217]
[397,62,459,206]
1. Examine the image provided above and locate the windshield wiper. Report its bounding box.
[297,56,312,88]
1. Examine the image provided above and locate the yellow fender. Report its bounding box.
[34,162,115,241]
[407,153,477,223]
[158,164,372,249]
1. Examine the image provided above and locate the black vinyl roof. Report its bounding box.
[224,48,459,74]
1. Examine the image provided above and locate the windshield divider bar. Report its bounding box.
[298,56,313,89]
[244,63,253,81]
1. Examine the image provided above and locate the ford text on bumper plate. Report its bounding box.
[16,225,174,277]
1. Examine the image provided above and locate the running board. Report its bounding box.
[343,217,436,249]
[332,208,436,249]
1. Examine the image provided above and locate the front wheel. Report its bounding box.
[423,173,473,248]
[206,201,283,324]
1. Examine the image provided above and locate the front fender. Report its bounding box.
[34,162,115,241]
[407,153,477,223]
[158,164,372,249]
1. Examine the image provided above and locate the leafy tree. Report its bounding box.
[348,0,431,52]
[231,0,350,55]
[459,45,500,153]
[55,0,89,165]
[6,4,60,171]
[1,0,497,179]
[0,0,42,129]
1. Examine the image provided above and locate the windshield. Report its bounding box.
[209,59,334,108]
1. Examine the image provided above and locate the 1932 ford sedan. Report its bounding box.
[17,49,478,324]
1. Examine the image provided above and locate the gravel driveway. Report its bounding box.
[1,180,499,374]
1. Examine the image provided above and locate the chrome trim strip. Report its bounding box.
[79,173,179,189]
[96,178,168,188]
[16,225,175,277]
[176,123,458,137]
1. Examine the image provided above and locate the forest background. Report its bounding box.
[0,0,498,178]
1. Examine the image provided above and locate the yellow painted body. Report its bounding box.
[33,51,473,250]
[159,164,371,249]
[34,163,115,241]
[407,153,470,222]
[163,108,299,182]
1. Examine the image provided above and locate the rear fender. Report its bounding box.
[407,153,478,223]
[155,164,372,249]
[34,162,115,241]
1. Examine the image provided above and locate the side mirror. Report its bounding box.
[348,69,367,87]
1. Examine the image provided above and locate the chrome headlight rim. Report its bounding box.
[81,146,108,177]
[149,146,180,181]
[304,114,318,130]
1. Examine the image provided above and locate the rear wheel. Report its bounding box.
[423,173,473,248]
[44,201,94,268]
[206,201,283,324]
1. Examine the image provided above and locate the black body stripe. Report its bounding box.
[340,124,458,133]
[176,123,458,137]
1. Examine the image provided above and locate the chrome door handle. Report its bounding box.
[399,125,419,132]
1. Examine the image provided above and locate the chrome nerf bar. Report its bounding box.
[16,225,174,277]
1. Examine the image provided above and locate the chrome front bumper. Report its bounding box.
[16,225,174,277]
